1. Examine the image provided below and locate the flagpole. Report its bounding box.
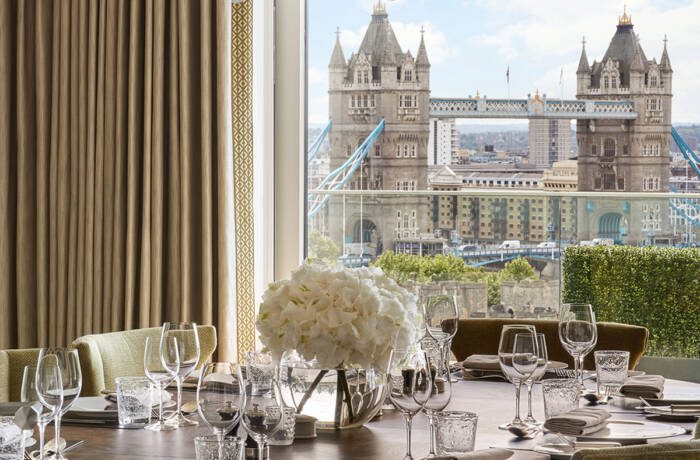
[506,65,510,102]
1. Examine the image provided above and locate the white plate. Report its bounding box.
[578,419,686,442]
[464,360,568,374]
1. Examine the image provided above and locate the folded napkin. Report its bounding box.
[431,448,513,460]
[543,408,611,436]
[619,374,665,399]
[462,354,501,371]
[0,402,23,417]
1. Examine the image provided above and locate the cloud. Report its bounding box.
[308,66,329,125]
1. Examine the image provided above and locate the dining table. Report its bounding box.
[44,376,700,459]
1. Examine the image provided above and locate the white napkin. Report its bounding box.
[543,408,611,436]
[432,448,514,460]
[462,354,501,371]
[619,374,665,399]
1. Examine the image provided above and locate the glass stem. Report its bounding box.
[514,381,522,424]
[526,381,534,420]
[176,376,183,418]
[158,384,164,426]
[38,421,46,460]
[217,430,225,460]
[578,355,585,387]
[428,413,436,455]
[54,413,62,457]
[403,413,413,459]
[258,438,266,460]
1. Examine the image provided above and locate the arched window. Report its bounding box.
[603,76,609,89]
[603,138,616,157]
[650,74,658,87]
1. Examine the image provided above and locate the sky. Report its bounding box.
[307,0,700,126]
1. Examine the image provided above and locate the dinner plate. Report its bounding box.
[577,419,686,442]
[463,360,568,374]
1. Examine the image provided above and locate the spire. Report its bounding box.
[618,5,632,26]
[577,36,590,74]
[660,34,672,71]
[372,0,387,18]
[630,41,646,72]
[416,26,430,67]
[329,27,346,68]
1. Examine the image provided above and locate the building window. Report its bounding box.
[404,69,412,81]
[603,174,616,190]
[603,138,615,157]
[604,76,609,89]
[374,145,381,157]
[399,94,417,108]
[410,144,417,158]
[650,74,658,87]
[396,145,401,158]
[623,144,629,155]
[591,144,597,156]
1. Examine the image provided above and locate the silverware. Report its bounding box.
[553,368,577,379]
[507,424,540,438]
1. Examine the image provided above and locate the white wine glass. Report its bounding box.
[422,293,459,370]
[37,348,81,460]
[498,325,536,428]
[559,303,597,387]
[161,322,201,427]
[420,338,452,458]
[197,362,245,458]
[241,367,282,460]
[144,336,178,431]
[388,348,432,460]
[524,333,548,425]
[24,361,62,460]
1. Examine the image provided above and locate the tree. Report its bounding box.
[500,257,536,282]
[307,231,341,265]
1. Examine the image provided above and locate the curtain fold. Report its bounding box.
[0,0,233,359]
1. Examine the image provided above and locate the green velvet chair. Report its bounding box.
[72,325,217,396]
[0,348,41,402]
[572,440,700,459]
[450,318,649,370]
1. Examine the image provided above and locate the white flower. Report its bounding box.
[256,263,421,370]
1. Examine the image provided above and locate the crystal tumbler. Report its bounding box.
[542,378,580,419]
[116,376,153,427]
[194,435,243,460]
[268,407,295,446]
[434,411,478,455]
[594,350,629,397]
[0,417,24,460]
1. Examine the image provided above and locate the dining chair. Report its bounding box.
[571,439,700,459]
[72,325,217,396]
[450,318,649,369]
[0,348,41,402]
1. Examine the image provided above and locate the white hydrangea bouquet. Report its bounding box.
[256,263,421,371]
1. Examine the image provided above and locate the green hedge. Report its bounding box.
[563,246,700,358]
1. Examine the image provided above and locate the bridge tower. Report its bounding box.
[327,2,430,255]
[576,8,672,193]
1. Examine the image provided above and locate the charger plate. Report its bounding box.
[577,419,686,442]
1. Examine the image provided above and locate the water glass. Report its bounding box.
[0,417,24,460]
[243,351,275,393]
[594,350,630,397]
[116,377,152,427]
[161,322,201,427]
[268,407,295,446]
[542,379,580,419]
[194,435,243,460]
[434,411,478,455]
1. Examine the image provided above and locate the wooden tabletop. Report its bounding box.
[54,378,699,460]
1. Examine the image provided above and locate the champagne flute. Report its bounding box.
[197,363,244,458]
[558,303,597,387]
[24,361,62,460]
[422,293,459,370]
[388,348,432,460]
[497,325,536,428]
[37,348,81,460]
[144,336,179,431]
[161,322,201,427]
[241,367,282,460]
[420,338,452,458]
[523,333,548,425]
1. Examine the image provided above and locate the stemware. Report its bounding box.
[241,366,283,460]
[37,348,81,460]
[161,322,201,427]
[197,362,245,457]
[523,333,548,425]
[388,348,432,460]
[144,336,179,431]
[422,293,459,368]
[420,339,453,458]
[558,303,597,387]
[497,325,537,428]
[23,361,62,460]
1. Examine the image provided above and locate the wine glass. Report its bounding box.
[241,367,283,460]
[422,293,459,370]
[144,336,179,431]
[161,322,201,427]
[387,348,432,460]
[420,338,452,458]
[37,348,81,460]
[23,361,62,460]
[497,325,537,428]
[197,362,244,457]
[523,333,548,425]
[558,303,597,387]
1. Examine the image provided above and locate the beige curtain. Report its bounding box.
[0,0,234,358]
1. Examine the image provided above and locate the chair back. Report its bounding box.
[450,318,648,370]
[72,325,216,396]
[0,348,41,402]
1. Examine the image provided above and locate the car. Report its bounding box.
[592,238,615,246]
[537,241,556,248]
[499,240,521,249]
[580,240,595,246]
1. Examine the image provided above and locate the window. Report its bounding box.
[591,144,597,156]
[374,145,381,157]
[646,98,661,111]
[404,69,412,81]
[399,94,417,108]
[650,74,658,87]
[603,138,615,157]
[604,76,609,89]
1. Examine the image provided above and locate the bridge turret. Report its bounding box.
[660,35,672,91]
[329,28,347,90]
[576,37,591,95]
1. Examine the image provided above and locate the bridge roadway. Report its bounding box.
[429,97,638,120]
[460,245,562,260]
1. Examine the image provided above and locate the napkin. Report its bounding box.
[432,448,514,460]
[543,408,611,436]
[0,402,23,417]
[462,355,501,371]
[619,374,665,399]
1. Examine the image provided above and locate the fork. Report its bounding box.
[553,368,577,378]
